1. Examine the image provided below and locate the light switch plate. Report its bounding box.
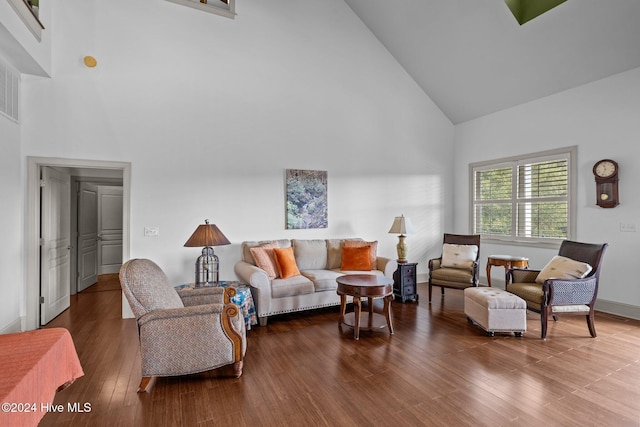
[144,227,159,237]
[620,223,636,232]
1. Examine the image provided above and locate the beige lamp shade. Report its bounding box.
[388,215,415,263]
[388,215,415,236]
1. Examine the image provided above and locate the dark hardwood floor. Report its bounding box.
[41,276,640,426]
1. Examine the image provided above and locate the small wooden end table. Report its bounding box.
[486,255,529,286]
[336,274,394,340]
[393,262,418,302]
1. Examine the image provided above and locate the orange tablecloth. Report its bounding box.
[0,328,84,427]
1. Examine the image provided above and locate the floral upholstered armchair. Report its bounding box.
[119,259,246,392]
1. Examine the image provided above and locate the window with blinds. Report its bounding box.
[470,147,575,243]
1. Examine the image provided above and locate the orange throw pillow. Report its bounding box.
[250,243,279,280]
[343,240,377,270]
[273,246,301,279]
[341,246,372,271]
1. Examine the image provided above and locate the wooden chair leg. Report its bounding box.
[541,310,548,340]
[233,361,244,378]
[137,377,152,393]
[586,312,597,337]
[428,283,433,302]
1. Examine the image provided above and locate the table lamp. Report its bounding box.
[184,219,231,286]
[388,215,415,263]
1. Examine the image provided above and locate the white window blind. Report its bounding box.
[471,148,575,243]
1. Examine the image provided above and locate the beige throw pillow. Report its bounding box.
[535,255,592,284]
[441,244,478,270]
[250,242,279,280]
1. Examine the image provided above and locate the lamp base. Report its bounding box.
[195,247,219,287]
[396,234,408,263]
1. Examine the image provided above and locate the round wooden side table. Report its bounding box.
[336,274,394,340]
[486,255,529,286]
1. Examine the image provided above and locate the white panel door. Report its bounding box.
[40,167,71,325]
[78,183,99,291]
[98,186,123,275]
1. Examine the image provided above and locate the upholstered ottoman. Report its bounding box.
[464,287,526,336]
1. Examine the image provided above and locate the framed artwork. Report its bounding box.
[285,169,328,229]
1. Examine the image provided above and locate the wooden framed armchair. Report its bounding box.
[119,259,246,392]
[428,233,481,302]
[506,240,608,339]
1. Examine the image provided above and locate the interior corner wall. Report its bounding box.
[20,0,455,287]
[453,67,640,318]
[0,116,24,333]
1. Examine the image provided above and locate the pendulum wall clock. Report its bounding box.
[593,159,619,208]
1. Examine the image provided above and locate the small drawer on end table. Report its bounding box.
[393,262,418,303]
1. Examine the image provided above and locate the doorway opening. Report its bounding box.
[72,178,124,294]
[26,157,131,330]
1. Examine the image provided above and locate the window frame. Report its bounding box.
[469,146,577,248]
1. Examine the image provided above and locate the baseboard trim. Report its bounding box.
[417,273,429,284]
[596,298,640,321]
[1,317,23,334]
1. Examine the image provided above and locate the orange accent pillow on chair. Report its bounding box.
[273,246,301,279]
[341,246,372,271]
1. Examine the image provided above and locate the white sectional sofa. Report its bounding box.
[234,238,397,326]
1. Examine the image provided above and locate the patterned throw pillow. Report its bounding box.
[250,242,279,280]
[441,244,478,270]
[273,246,302,279]
[343,240,377,270]
[341,246,372,271]
[535,255,592,284]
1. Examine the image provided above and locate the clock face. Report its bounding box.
[594,160,617,178]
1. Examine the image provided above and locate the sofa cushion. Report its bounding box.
[273,246,302,279]
[293,239,328,270]
[344,239,377,270]
[535,255,592,284]
[271,275,315,298]
[242,240,291,265]
[326,239,345,269]
[300,269,344,291]
[441,243,478,270]
[341,246,372,270]
[249,242,279,280]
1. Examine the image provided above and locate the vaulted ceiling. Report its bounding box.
[344,0,640,124]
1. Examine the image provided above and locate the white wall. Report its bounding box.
[454,67,640,318]
[15,0,453,320]
[0,115,23,332]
